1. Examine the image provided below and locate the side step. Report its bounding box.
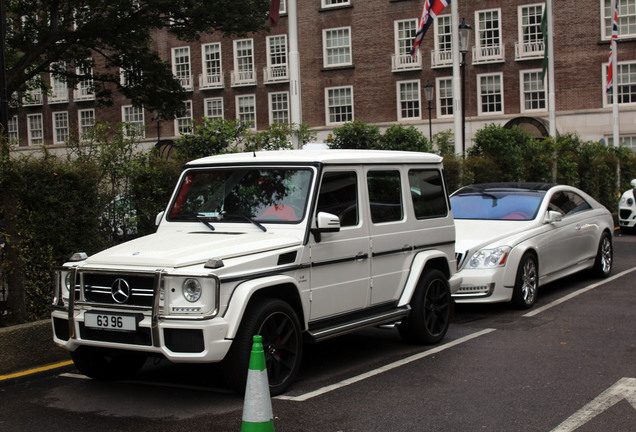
[307,306,410,343]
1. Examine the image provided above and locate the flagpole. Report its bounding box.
[611,0,620,189]
[451,0,462,156]
[547,0,556,138]
[288,0,302,148]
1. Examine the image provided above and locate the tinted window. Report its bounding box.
[548,191,591,216]
[316,171,358,227]
[408,169,448,219]
[451,190,544,220]
[367,170,403,223]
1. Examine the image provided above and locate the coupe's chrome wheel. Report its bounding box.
[593,232,613,278]
[512,254,538,309]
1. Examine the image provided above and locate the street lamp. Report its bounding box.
[458,17,471,158]
[423,81,434,146]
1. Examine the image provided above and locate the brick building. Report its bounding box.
[8,0,636,152]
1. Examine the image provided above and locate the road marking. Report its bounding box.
[0,360,74,381]
[523,267,636,318]
[275,328,496,402]
[550,377,636,432]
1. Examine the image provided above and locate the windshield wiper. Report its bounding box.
[223,212,267,232]
[196,216,216,232]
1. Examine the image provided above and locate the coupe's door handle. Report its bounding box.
[575,224,581,230]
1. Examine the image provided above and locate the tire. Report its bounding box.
[511,253,538,309]
[223,298,303,396]
[592,232,613,278]
[398,269,451,345]
[71,347,147,380]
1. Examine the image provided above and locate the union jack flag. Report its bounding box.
[410,0,451,59]
[607,0,619,93]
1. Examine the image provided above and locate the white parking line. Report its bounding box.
[275,328,496,402]
[523,267,636,318]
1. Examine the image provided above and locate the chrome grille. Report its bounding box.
[82,272,155,307]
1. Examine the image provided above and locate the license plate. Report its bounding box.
[84,312,137,331]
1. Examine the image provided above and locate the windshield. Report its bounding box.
[168,167,313,224]
[450,190,544,220]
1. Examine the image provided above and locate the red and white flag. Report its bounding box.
[411,0,451,58]
[607,0,619,93]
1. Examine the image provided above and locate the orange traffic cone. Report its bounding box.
[241,335,274,432]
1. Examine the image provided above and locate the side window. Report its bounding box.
[316,171,358,227]
[367,170,403,223]
[408,169,448,219]
[548,191,591,216]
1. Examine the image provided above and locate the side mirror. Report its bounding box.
[155,211,164,227]
[544,210,562,224]
[311,212,340,242]
[630,179,636,188]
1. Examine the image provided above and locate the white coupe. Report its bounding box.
[450,183,614,308]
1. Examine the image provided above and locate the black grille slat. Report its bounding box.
[82,273,155,307]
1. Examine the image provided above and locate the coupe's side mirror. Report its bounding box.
[544,210,562,224]
[311,212,340,242]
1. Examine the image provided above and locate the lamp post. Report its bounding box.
[424,81,434,146]
[458,17,471,158]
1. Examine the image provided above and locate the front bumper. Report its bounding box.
[451,268,513,304]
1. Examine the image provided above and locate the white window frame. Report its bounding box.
[279,0,287,14]
[269,91,290,125]
[74,64,95,101]
[200,43,223,89]
[204,97,224,120]
[393,19,421,71]
[396,80,421,121]
[432,15,453,68]
[603,60,636,106]
[122,105,146,138]
[325,86,354,125]
[520,69,547,113]
[7,115,19,144]
[52,111,69,144]
[236,94,257,130]
[606,134,636,150]
[323,27,352,68]
[265,35,289,83]
[78,108,95,140]
[601,0,636,40]
[172,46,193,91]
[175,100,193,135]
[49,62,69,103]
[436,77,454,118]
[232,39,256,87]
[477,73,504,115]
[516,3,545,60]
[473,9,504,64]
[27,113,44,146]
[321,0,350,8]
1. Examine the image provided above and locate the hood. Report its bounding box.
[454,219,535,253]
[84,230,302,268]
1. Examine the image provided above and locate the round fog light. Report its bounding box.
[182,278,202,302]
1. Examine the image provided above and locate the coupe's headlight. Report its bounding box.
[182,278,202,302]
[467,246,511,269]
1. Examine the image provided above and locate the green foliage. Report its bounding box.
[380,124,431,152]
[327,121,382,149]
[172,118,249,160]
[245,123,318,151]
[433,130,456,159]
[5,0,270,117]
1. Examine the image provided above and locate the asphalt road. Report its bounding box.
[1,233,635,431]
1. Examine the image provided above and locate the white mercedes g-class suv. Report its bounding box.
[52,149,459,395]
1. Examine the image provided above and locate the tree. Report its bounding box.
[3,0,270,118]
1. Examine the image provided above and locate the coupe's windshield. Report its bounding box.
[168,167,313,224]
[450,190,545,220]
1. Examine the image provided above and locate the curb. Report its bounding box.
[0,319,71,376]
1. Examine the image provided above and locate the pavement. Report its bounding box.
[0,319,72,383]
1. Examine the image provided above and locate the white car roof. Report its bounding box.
[185,149,443,166]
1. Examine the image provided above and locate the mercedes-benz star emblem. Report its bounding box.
[111,278,131,304]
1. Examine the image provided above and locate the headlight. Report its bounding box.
[182,278,202,302]
[467,246,511,269]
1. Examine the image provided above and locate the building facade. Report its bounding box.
[8,0,636,152]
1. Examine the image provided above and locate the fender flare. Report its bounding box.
[223,275,302,339]
[397,250,452,307]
